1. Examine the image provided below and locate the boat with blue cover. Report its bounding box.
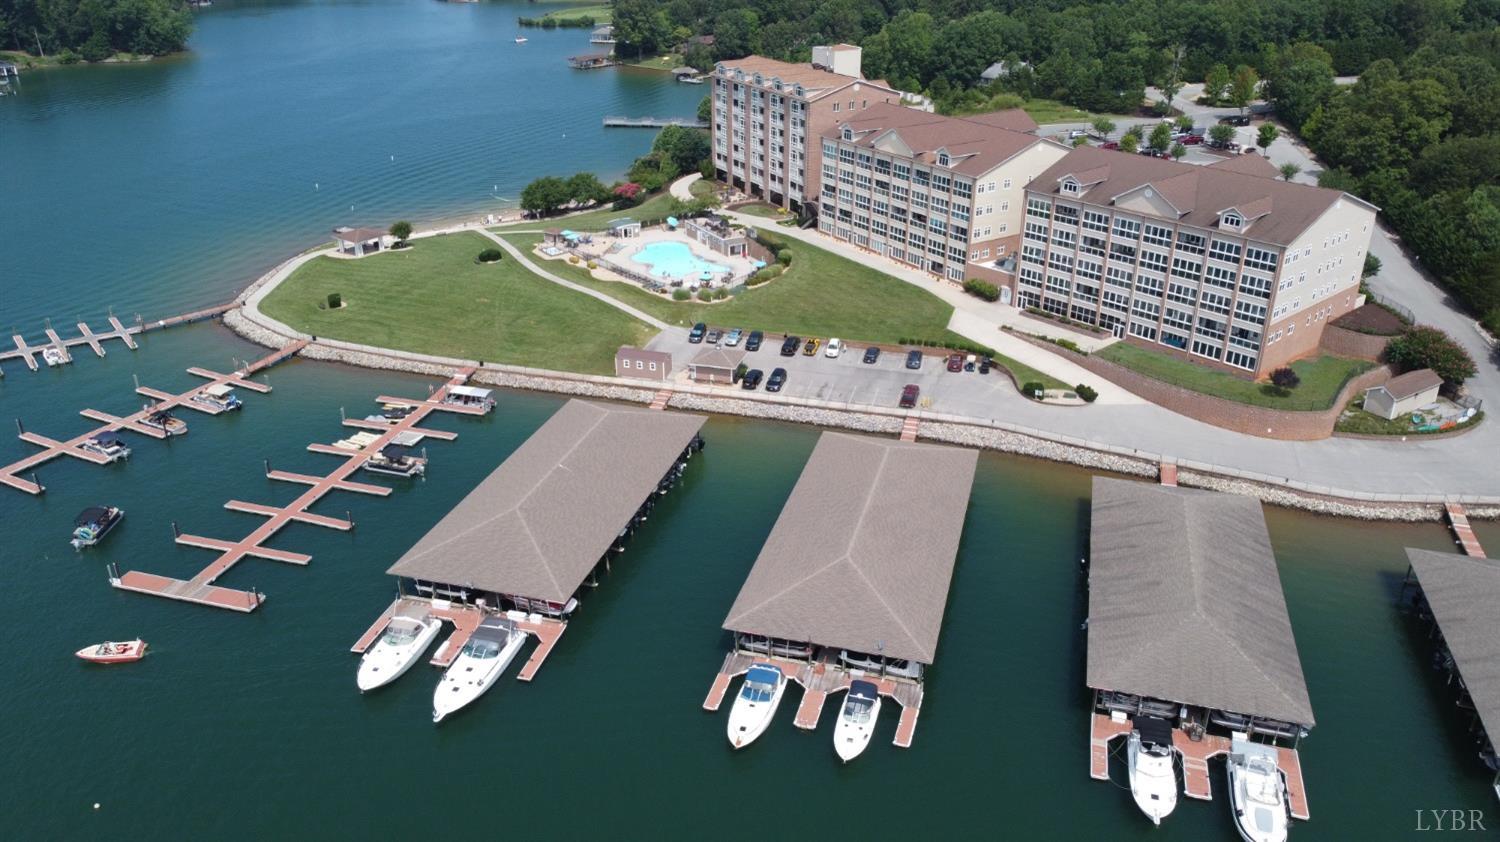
[726,662,787,749]
[71,505,123,550]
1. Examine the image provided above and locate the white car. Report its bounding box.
[824,338,843,358]
[724,328,743,347]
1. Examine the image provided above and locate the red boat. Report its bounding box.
[76,639,147,664]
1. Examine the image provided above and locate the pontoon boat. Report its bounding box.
[432,618,525,723]
[79,431,131,463]
[191,383,243,411]
[833,679,882,762]
[363,443,426,478]
[726,662,786,749]
[1127,716,1180,825]
[357,615,442,692]
[1227,737,1289,842]
[71,505,123,549]
[442,385,495,413]
[140,407,188,436]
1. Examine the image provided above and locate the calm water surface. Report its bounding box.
[1,3,1496,839]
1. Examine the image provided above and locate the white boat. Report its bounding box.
[514,36,528,44]
[833,679,882,762]
[71,505,124,549]
[42,346,66,366]
[443,385,495,413]
[1127,716,1179,826]
[191,383,242,411]
[140,406,188,436]
[432,618,525,723]
[1227,737,1290,842]
[357,614,442,692]
[79,431,131,462]
[726,662,787,749]
[362,443,426,478]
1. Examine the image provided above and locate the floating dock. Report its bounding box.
[0,341,301,495]
[110,366,483,612]
[0,304,233,377]
[602,116,709,128]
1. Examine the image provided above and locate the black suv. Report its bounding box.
[780,335,801,356]
[766,368,788,392]
[745,330,763,352]
[741,369,764,390]
[688,322,706,343]
[862,346,881,364]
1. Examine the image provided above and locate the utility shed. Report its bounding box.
[1086,477,1316,731]
[387,399,705,605]
[1363,368,1443,420]
[722,432,978,665]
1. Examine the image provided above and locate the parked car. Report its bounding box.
[978,356,993,375]
[802,337,821,356]
[766,368,787,392]
[862,346,881,364]
[723,328,743,347]
[905,349,923,370]
[688,322,706,344]
[898,384,920,409]
[1219,114,1251,127]
[780,335,801,356]
[1066,129,1087,139]
[1182,134,1203,145]
[824,338,843,358]
[745,330,763,352]
[740,368,763,390]
[1101,141,1120,150]
[705,327,722,344]
[946,353,964,373]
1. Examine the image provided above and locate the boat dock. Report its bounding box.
[0,304,234,377]
[602,116,709,129]
[110,366,483,612]
[703,651,925,747]
[1446,502,1487,557]
[352,595,568,676]
[0,341,302,495]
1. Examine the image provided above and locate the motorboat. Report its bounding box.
[514,36,528,44]
[1227,737,1290,842]
[432,618,525,723]
[726,662,787,749]
[833,679,882,762]
[838,649,923,681]
[1127,716,1180,826]
[76,639,146,664]
[381,403,415,420]
[442,385,495,413]
[140,406,188,436]
[357,615,442,692]
[362,443,426,478]
[71,505,123,549]
[79,431,131,463]
[42,346,66,366]
[191,383,242,412]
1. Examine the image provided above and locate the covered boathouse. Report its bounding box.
[1403,548,1500,800]
[704,432,979,748]
[1085,476,1316,819]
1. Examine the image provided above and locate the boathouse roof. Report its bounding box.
[386,399,705,603]
[721,432,978,665]
[1406,548,1500,741]
[1086,477,1316,727]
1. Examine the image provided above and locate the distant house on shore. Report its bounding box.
[332,227,392,258]
[590,25,615,45]
[979,60,1029,85]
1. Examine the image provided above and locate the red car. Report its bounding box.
[1101,141,1119,150]
[1182,134,1204,145]
[899,384,920,408]
[946,353,964,373]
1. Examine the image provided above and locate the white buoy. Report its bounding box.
[315,183,319,190]
[93,803,100,810]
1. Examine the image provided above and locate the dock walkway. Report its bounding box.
[1,316,140,375]
[0,341,303,495]
[111,366,480,612]
[1446,502,1487,557]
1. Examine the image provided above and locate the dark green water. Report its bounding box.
[2,3,1497,839]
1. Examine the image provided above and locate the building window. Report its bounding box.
[936,152,950,167]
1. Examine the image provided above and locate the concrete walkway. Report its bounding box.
[670,173,701,201]
[476,229,673,332]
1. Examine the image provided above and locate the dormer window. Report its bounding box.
[794,84,804,96]
[1061,178,1081,195]
[936,152,951,167]
[841,127,854,141]
[1221,212,1242,229]
[753,73,763,85]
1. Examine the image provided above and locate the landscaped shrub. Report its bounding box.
[567,255,579,264]
[1021,381,1047,399]
[326,293,342,309]
[777,250,793,266]
[1385,326,1478,387]
[962,278,1000,302]
[696,287,714,301]
[1270,367,1301,392]
[1075,383,1098,403]
[1053,338,1084,354]
[476,248,503,263]
[672,289,691,301]
[586,260,598,270]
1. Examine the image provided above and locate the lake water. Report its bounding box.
[3,2,1499,839]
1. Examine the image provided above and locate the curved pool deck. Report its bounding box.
[630,240,731,279]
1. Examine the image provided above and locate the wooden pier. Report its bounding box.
[648,388,673,411]
[899,415,920,442]
[602,116,709,129]
[112,367,483,611]
[353,596,567,676]
[0,341,300,495]
[0,305,234,377]
[1446,502,1487,557]
[1159,460,1178,486]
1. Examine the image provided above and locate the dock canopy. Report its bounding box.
[1086,477,1315,728]
[1406,548,1500,744]
[386,399,706,604]
[722,433,978,665]
[447,385,493,400]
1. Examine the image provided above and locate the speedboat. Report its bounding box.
[140,406,188,436]
[76,639,146,664]
[357,615,442,692]
[1227,737,1290,842]
[381,403,415,420]
[42,346,66,366]
[432,618,526,723]
[833,679,882,762]
[71,505,123,549]
[514,36,528,44]
[191,383,242,412]
[726,662,787,749]
[79,431,131,463]
[363,443,426,478]
[1127,716,1179,826]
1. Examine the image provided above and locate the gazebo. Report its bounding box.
[332,227,392,257]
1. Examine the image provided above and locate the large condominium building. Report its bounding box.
[1014,147,1378,376]
[817,103,1069,282]
[710,45,902,213]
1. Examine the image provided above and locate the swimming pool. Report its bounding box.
[630,241,731,278]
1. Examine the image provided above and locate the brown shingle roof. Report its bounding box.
[1208,152,1282,179]
[824,102,1058,177]
[1406,548,1500,745]
[387,400,706,603]
[715,55,894,98]
[1086,477,1316,726]
[333,227,386,243]
[1377,368,1443,399]
[689,347,745,370]
[721,433,979,664]
[1037,146,1373,246]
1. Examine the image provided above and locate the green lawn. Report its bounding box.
[1021,98,1133,126]
[688,178,718,199]
[499,231,957,343]
[532,3,610,23]
[1096,342,1374,410]
[628,54,685,71]
[258,232,655,375]
[490,192,680,234]
[734,203,788,219]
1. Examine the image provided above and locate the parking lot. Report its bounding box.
[648,328,1032,417]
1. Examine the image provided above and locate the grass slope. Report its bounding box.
[1096,342,1373,410]
[259,232,655,375]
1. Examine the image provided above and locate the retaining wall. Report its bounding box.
[1318,324,1391,361]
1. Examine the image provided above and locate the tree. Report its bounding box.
[1385,326,1478,387]
[1203,64,1231,105]
[1256,123,1280,151]
[1119,134,1140,154]
[1363,253,1382,278]
[696,95,711,123]
[1279,162,1301,181]
[1270,367,1301,392]
[388,220,412,244]
[1266,43,1335,130]
[613,0,672,58]
[1149,122,1172,152]
[1228,65,1260,114]
[652,124,710,172]
[1209,123,1235,146]
[1091,117,1116,139]
[566,173,608,206]
[710,8,761,61]
[1156,44,1186,108]
[1174,114,1194,132]
[1072,135,1089,147]
[1170,142,1187,160]
[520,176,571,217]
